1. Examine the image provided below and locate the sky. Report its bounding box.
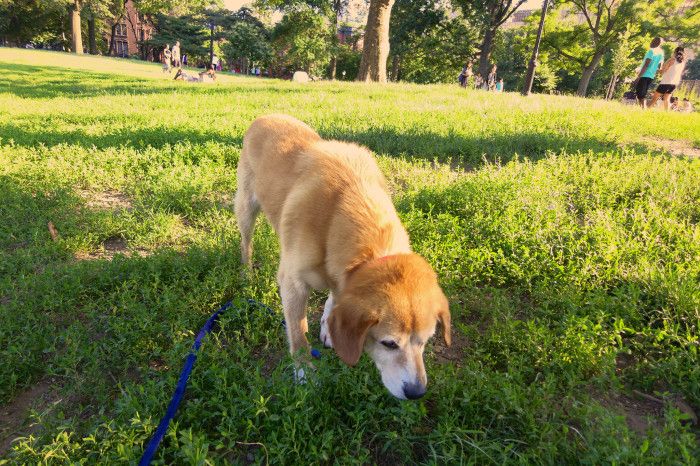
[223,0,251,10]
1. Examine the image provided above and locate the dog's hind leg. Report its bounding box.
[235,161,260,268]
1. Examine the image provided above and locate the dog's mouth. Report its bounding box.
[373,359,427,400]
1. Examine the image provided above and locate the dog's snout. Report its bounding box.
[402,382,426,400]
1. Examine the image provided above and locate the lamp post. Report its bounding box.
[522,0,550,96]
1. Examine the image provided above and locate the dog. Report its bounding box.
[235,115,451,400]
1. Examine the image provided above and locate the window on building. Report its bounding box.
[116,40,128,57]
[115,23,127,36]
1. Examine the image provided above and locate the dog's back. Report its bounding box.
[238,114,409,289]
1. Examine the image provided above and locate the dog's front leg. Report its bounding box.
[320,293,334,348]
[278,269,310,381]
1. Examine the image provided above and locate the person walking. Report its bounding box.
[649,46,686,111]
[458,65,467,87]
[171,41,181,68]
[633,37,664,108]
[162,44,172,73]
[487,64,498,91]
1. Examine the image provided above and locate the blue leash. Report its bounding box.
[138,299,320,466]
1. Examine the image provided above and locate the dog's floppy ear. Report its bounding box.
[328,303,378,366]
[438,297,452,346]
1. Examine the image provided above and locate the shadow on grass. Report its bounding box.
[0,62,321,99]
[0,120,242,150]
[0,63,171,99]
[1,117,625,166]
[320,126,623,167]
[0,174,256,405]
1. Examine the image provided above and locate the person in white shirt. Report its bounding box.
[171,41,181,68]
[649,46,686,111]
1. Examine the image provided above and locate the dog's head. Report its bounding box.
[328,253,451,400]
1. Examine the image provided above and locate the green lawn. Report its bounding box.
[1,48,699,464]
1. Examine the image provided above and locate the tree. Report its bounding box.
[357,0,395,82]
[147,13,209,62]
[202,8,238,66]
[604,26,637,99]
[70,0,83,53]
[254,0,349,78]
[221,18,271,74]
[522,0,549,95]
[388,0,446,81]
[272,5,331,75]
[542,0,676,96]
[396,18,477,83]
[454,0,527,79]
[493,25,558,93]
[0,0,67,47]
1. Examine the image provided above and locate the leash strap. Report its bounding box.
[139,300,233,466]
[138,298,318,465]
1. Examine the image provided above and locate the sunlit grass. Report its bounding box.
[0,48,698,464]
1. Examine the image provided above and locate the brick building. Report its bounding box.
[104,0,154,58]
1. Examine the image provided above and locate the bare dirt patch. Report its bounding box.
[79,189,133,211]
[0,378,62,456]
[433,328,469,366]
[597,391,665,434]
[74,236,149,261]
[594,389,698,435]
[636,137,700,158]
[4,241,29,252]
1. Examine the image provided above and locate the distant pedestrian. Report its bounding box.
[496,79,504,92]
[649,46,686,111]
[633,37,664,108]
[487,64,498,91]
[465,61,473,88]
[171,41,181,68]
[182,54,188,66]
[161,44,172,73]
[458,63,468,87]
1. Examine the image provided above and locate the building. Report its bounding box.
[104,0,154,58]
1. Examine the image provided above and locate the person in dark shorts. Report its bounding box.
[649,47,686,111]
[633,37,664,108]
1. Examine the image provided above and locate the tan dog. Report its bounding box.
[235,114,451,399]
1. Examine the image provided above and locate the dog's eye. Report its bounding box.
[381,340,399,350]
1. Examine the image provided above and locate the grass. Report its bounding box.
[0,47,699,464]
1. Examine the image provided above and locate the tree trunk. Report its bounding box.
[87,13,97,54]
[71,0,83,54]
[576,49,605,96]
[478,27,495,79]
[357,0,395,82]
[108,23,117,55]
[329,3,339,80]
[209,24,215,67]
[390,54,400,81]
[522,0,548,96]
[605,74,618,100]
[329,57,337,80]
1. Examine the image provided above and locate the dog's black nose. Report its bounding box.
[403,382,426,400]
